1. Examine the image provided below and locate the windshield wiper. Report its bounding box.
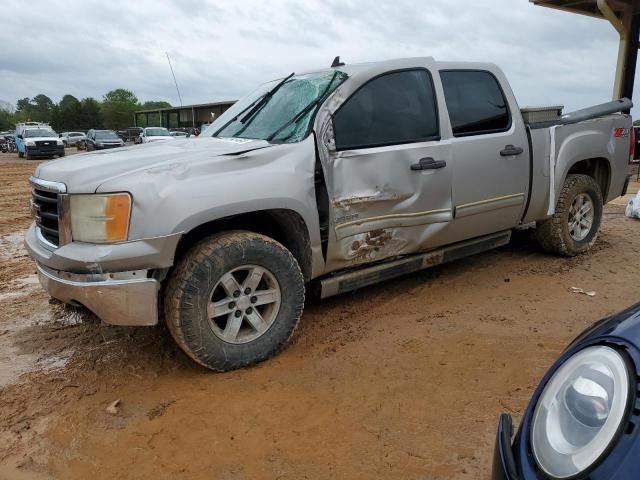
[211,72,294,138]
[267,71,339,142]
[240,72,295,125]
[212,95,266,137]
[211,73,295,137]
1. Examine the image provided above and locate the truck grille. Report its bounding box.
[31,187,60,246]
[33,141,58,154]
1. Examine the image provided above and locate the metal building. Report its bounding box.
[134,101,236,129]
[531,0,640,105]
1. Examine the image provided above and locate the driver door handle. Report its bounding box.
[500,145,524,156]
[410,157,447,171]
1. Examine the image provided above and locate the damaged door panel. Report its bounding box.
[320,66,454,270]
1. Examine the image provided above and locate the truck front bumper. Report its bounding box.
[36,263,159,326]
[24,223,181,327]
[26,145,64,157]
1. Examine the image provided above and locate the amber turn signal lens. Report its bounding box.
[104,194,131,242]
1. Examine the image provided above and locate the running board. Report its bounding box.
[319,230,511,299]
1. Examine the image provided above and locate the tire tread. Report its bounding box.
[536,174,603,256]
[164,231,305,371]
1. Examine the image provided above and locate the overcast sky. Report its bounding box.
[0,0,636,114]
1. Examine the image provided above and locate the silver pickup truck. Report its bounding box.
[25,57,633,371]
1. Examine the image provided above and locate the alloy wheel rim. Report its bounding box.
[568,193,594,242]
[207,265,281,344]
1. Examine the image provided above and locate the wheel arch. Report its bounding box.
[173,209,313,282]
[565,157,611,200]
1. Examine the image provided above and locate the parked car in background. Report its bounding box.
[170,131,189,138]
[25,57,633,372]
[493,303,640,480]
[85,129,125,151]
[15,122,64,159]
[119,127,143,143]
[137,127,175,143]
[59,132,86,147]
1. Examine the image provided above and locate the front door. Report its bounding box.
[324,68,453,270]
[440,69,529,239]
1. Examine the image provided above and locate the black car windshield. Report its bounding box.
[24,129,56,138]
[146,128,170,136]
[202,70,348,143]
[95,131,119,140]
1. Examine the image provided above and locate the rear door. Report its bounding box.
[440,69,529,238]
[325,67,453,269]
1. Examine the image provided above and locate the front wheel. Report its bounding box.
[164,231,305,371]
[536,174,603,256]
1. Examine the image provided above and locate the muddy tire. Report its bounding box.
[164,231,305,371]
[536,174,603,256]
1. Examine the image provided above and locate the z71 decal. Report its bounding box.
[613,127,630,138]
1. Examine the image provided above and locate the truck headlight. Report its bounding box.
[69,193,131,243]
[26,141,35,146]
[56,139,63,145]
[531,346,631,478]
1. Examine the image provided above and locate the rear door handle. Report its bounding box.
[500,145,524,156]
[410,157,447,171]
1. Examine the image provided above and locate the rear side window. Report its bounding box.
[440,70,510,137]
[334,69,439,150]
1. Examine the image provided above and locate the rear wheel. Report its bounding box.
[536,174,603,256]
[164,231,305,371]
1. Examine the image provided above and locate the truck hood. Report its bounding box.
[34,137,273,193]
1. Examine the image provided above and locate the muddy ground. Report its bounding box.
[1,150,639,480]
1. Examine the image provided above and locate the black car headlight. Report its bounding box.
[531,346,631,478]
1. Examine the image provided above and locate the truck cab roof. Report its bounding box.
[300,57,500,82]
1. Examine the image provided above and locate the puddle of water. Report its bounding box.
[0,230,92,387]
[0,230,27,261]
[0,274,42,302]
[15,275,39,286]
[0,291,28,301]
[0,303,90,387]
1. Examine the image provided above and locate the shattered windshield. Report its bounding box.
[202,70,348,143]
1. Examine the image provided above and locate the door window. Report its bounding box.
[334,69,439,150]
[440,70,510,137]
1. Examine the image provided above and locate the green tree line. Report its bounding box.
[0,89,171,132]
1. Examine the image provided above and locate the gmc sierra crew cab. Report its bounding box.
[25,57,634,371]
